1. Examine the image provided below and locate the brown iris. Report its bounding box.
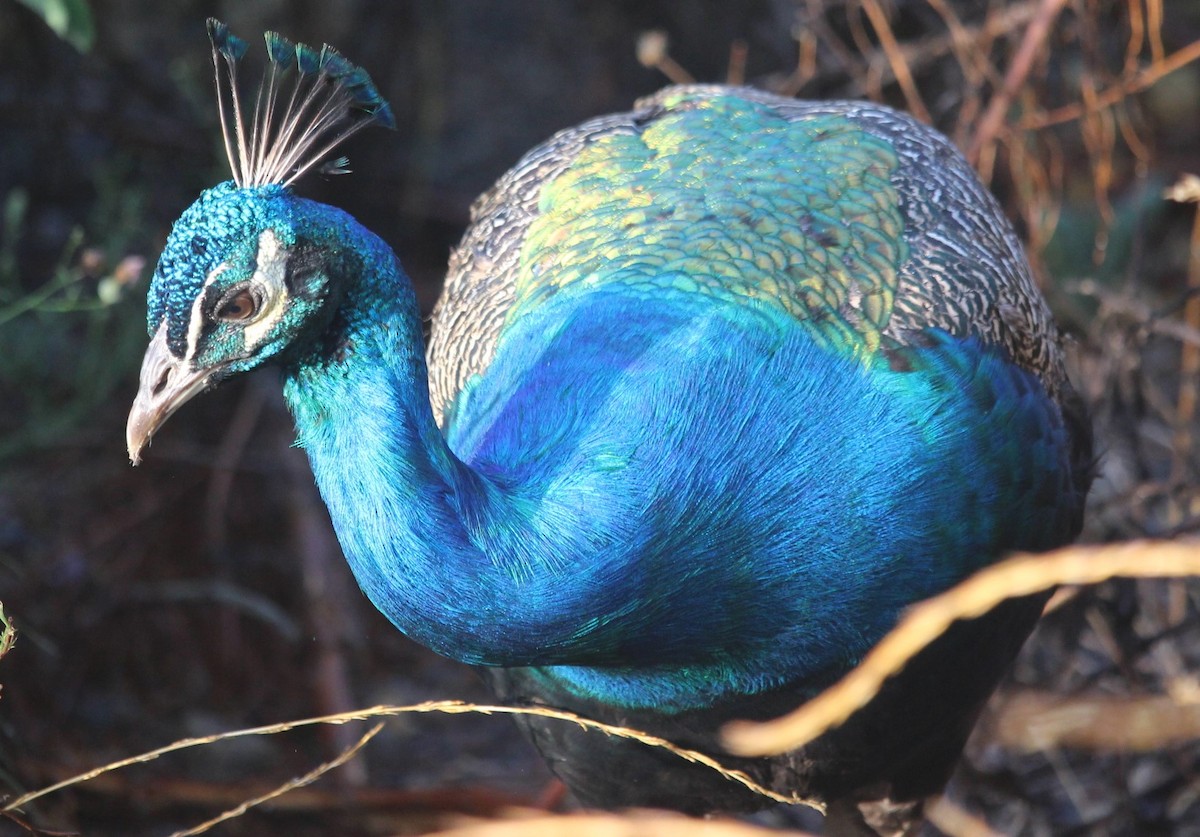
[215,288,259,322]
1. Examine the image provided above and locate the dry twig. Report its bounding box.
[9,542,1200,823]
[2,701,819,816]
[858,0,932,123]
[924,795,1005,837]
[991,690,1200,752]
[1165,175,1200,481]
[967,0,1069,176]
[1018,37,1200,130]
[427,811,814,837]
[167,722,384,837]
[724,541,1200,756]
[637,31,696,85]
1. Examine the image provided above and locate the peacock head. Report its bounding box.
[127,19,393,464]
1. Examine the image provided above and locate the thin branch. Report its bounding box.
[167,723,384,837]
[925,795,1005,837]
[1170,176,1200,481]
[636,31,695,85]
[1147,0,1166,65]
[1019,37,1200,130]
[3,702,820,815]
[723,541,1200,757]
[859,0,932,122]
[427,812,817,837]
[968,0,1069,170]
[991,690,1200,752]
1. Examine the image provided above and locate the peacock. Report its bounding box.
[126,20,1092,832]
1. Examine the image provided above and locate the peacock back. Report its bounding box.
[428,85,1071,426]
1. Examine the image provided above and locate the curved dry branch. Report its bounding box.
[723,541,1200,757]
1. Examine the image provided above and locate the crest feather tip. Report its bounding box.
[207,18,247,61]
[264,31,295,66]
[204,20,395,188]
[374,101,397,131]
[295,42,321,75]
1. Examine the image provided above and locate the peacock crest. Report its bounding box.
[206,18,395,189]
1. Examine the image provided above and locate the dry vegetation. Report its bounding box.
[3,0,1200,834]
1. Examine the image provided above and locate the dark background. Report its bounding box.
[3,0,1200,834]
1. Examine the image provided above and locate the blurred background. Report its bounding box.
[2,0,1200,834]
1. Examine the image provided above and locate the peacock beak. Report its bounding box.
[126,322,216,466]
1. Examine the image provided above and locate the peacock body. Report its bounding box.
[128,21,1091,829]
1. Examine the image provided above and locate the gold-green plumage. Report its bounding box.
[429,86,1070,424]
[511,95,907,360]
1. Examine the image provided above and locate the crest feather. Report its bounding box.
[206,18,394,188]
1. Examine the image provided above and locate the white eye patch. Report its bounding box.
[241,229,291,351]
[185,263,230,362]
[182,229,292,363]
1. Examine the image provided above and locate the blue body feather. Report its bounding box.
[282,233,1076,712]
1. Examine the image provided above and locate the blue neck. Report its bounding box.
[283,231,532,663]
[281,225,1078,713]
[283,230,660,669]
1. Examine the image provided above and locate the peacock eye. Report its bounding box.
[214,287,261,322]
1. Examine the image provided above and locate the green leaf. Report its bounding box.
[16,0,95,52]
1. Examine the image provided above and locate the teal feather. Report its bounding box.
[371,100,396,131]
[130,21,1092,829]
[317,45,353,79]
[206,18,247,62]
[319,155,352,176]
[295,42,321,75]
[263,31,294,67]
[200,21,394,189]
